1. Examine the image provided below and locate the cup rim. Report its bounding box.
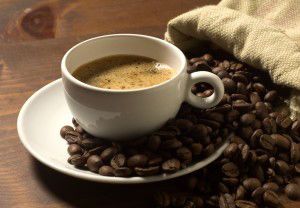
[61,34,187,93]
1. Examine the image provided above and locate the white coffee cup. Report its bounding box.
[61,34,224,140]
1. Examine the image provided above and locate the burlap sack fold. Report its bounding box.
[165,0,300,118]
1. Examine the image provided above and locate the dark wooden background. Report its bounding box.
[0,0,299,207]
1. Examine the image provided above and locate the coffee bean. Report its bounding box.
[231,93,248,102]
[275,160,289,175]
[100,147,118,162]
[203,144,215,157]
[114,167,132,177]
[191,124,208,137]
[219,194,236,208]
[64,134,81,144]
[292,120,300,136]
[236,185,246,200]
[223,177,239,187]
[251,187,265,204]
[253,83,266,95]
[127,154,148,167]
[249,92,261,104]
[295,163,300,173]
[218,182,230,194]
[224,143,238,159]
[239,127,253,140]
[99,165,114,176]
[242,178,261,192]
[162,158,181,173]
[291,142,300,163]
[262,117,277,134]
[68,154,86,167]
[271,134,291,150]
[206,112,224,123]
[175,119,194,133]
[176,147,192,163]
[264,90,278,102]
[226,110,240,122]
[75,125,85,134]
[222,78,237,93]
[263,190,280,207]
[259,134,275,150]
[110,154,126,169]
[232,73,248,83]
[240,113,256,125]
[154,192,171,207]
[233,102,252,112]
[134,166,160,176]
[147,135,161,151]
[171,194,187,207]
[190,143,203,156]
[252,165,265,183]
[190,196,204,208]
[251,119,262,130]
[67,144,83,155]
[255,102,268,119]
[222,162,239,177]
[250,129,263,148]
[235,200,258,208]
[60,125,74,138]
[285,183,300,200]
[263,182,279,192]
[87,155,103,172]
[148,156,163,166]
[237,82,247,94]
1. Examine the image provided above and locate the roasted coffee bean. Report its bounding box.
[295,163,300,173]
[240,113,256,125]
[251,187,265,204]
[249,92,261,104]
[162,158,181,173]
[191,124,208,137]
[291,142,300,163]
[206,112,224,123]
[236,185,246,200]
[233,102,252,112]
[237,82,247,94]
[275,160,289,175]
[198,118,221,129]
[175,119,194,133]
[100,147,118,162]
[190,143,203,156]
[67,144,83,155]
[262,117,277,134]
[190,196,203,208]
[127,154,148,167]
[223,177,239,187]
[110,154,126,169]
[259,134,275,150]
[263,182,279,192]
[60,125,74,138]
[231,94,248,102]
[154,192,171,207]
[222,78,237,93]
[148,156,163,166]
[87,155,103,172]
[250,129,263,148]
[251,119,262,130]
[255,102,268,119]
[232,73,248,83]
[134,166,160,176]
[239,127,253,140]
[218,182,230,194]
[252,83,266,95]
[242,178,261,192]
[231,136,246,145]
[291,120,300,136]
[68,154,86,167]
[171,195,187,207]
[203,144,215,157]
[64,134,81,144]
[223,143,239,159]
[271,134,291,150]
[161,138,182,149]
[114,167,132,177]
[147,135,161,151]
[252,165,265,182]
[176,147,192,163]
[264,90,278,102]
[219,194,236,208]
[263,190,280,207]
[285,183,300,200]
[99,165,114,176]
[226,110,240,122]
[222,162,239,177]
[72,117,78,126]
[235,200,257,208]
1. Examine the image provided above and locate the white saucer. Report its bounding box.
[17,79,229,184]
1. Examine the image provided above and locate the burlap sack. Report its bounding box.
[165,0,300,118]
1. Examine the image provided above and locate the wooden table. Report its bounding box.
[0,0,299,207]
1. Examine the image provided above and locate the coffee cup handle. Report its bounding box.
[185,71,224,109]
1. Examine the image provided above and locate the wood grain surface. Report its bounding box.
[0,0,299,207]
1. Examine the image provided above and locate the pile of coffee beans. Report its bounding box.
[60,50,300,207]
[60,115,225,177]
[151,52,300,207]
